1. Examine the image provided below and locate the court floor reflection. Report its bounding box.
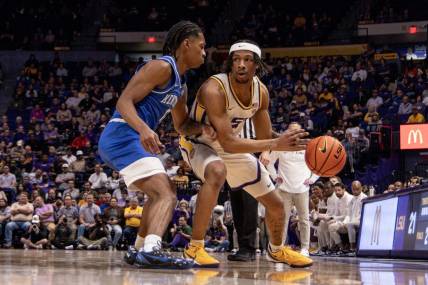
[0,250,427,285]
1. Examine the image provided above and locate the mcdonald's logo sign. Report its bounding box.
[408,130,423,144]
[400,124,428,150]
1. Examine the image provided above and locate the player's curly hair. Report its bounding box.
[163,21,202,57]
[226,39,269,78]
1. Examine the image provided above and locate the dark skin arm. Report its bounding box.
[171,85,216,138]
[116,60,171,154]
[200,78,308,153]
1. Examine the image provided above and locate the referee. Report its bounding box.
[227,118,259,262]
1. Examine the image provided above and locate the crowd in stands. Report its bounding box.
[0,0,85,50]
[101,0,226,37]
[1,47,428,254]
[359,0,428,24]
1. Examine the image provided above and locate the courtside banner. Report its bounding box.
[400,124,428,150]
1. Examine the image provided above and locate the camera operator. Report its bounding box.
[103,197,123,249]
[52,214,75,250]
[77,213,109,250]
[20,215,49,249]
[56,195,79,239]
[169,216,192,250]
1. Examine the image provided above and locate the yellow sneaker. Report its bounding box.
[184,243,220,268]
[267,246,313,268]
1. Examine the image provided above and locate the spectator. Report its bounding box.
[99,193,112,213]
[55,164,75,191]
[123,197,143,245]
[398,95,412,116]
[77,213,109,250]
[52,213,75,250]
[172,200,190,225]
[157,145,171,165]
[0,165,17,203]
[344,181,367,252]
[103,197,123,249]
[407,106,425,124]
[56,63,68,77]
[71,131,90,150]
[88,164,108,190]
[205,218,229,252]
[56,195,79,240]
[351,62,367,82]
[34,196,56,241]
[342,133,356,174]
[165,157,179,177]
[63,180,80,200]
[61,149,76,166]
[4,193,34,248]
[112,181,128,208]
[106,171,121,192]
[0,197,11,243]
[364,105,379,124]
[77,194,101,239]
[82,61,98,78]
[169,216,192,250]
[172,167,189,190]
[328,183,353,252]
[71,150,86,176]
[366,89,383,110]
[20,215,49,249]
[355,130,370,169]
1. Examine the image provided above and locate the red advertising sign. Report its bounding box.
[400,124,428,150]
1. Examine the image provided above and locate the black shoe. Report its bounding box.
[227,250,255,262]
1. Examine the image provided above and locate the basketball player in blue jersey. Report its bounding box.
[179,40,313,268]
[98,21,215,269]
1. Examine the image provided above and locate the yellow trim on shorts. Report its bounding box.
[179,136,194,153]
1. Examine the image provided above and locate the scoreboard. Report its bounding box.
[357,187,428,259]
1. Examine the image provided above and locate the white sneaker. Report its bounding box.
[300,248,310,257]
[65,245,74,250]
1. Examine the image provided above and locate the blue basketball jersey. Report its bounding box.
[111,55,185,129]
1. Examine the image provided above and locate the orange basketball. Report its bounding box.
[305,135,347,177]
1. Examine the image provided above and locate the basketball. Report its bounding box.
[305,136,347,177]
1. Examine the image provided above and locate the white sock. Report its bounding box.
[269,242,282,253]
[134,235,145,250]
[143,234,162,253]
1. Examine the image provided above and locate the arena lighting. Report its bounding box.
[147,36,157,43]
[409,25,417,34]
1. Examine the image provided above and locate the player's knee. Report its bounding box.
[204,161,226,187]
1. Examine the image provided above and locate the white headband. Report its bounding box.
[229,42,261,58]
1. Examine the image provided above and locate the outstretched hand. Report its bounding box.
[273,129,309,151]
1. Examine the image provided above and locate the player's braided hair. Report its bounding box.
[226,39,269,78]
[163,21,202,57]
